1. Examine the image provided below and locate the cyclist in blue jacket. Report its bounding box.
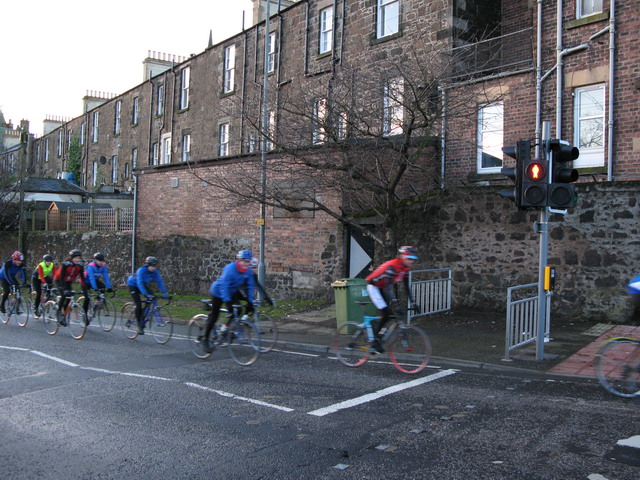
[126,256,169,334]
[83,252,114,317]
[202,249,255,353]
[0,251,27,314]
[628,274,640,322]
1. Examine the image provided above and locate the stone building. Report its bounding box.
[18,0,640,319]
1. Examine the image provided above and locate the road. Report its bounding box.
[1,317,639,480]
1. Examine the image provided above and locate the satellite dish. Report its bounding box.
[99,156,107,165]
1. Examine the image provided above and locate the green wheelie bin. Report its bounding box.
[331,278,378,329]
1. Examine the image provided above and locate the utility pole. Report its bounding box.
[18,129,28,252]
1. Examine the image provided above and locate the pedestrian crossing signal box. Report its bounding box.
[544,266,556,291]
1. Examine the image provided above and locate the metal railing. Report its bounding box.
[28,207,133,232]
[504,283,551,360]
[408,268,452,324]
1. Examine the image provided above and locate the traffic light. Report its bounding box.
[500,139,546,209]
[547,139,579,209]
[499,143,520,206]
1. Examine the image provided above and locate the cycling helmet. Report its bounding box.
[93,252,105,261]
[250,257,259,268]
[43,254,53,262]
[145,256,158,266]
[11,251,24,261]
[398,245,419,260]
[236,249,253,260]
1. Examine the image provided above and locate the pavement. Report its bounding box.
[272,304,640,380]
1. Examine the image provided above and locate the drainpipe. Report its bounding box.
[607,1,616,181]
[131,173,138,275]
[439,85,446,189]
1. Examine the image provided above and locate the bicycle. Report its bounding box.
[251,299,279,353]
[78,288,117,332]
[594,336,640,398]
[41,290,87,339]
[0,284,32,327]
[33,282,55,318]
[188,302,261,366]
[120,296,173,344]
[333,302,432,374]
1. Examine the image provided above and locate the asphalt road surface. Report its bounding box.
[1,317,639,479]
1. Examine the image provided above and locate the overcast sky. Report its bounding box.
[1,0,254,136]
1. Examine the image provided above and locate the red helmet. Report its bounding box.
[12,251,24,261]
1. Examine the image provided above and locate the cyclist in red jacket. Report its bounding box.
[53,249,88,326]
[365,246,419,353]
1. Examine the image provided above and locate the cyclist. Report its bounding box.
[201,249,255,353]
[32,254,55,317]
[249,257,275,307]
[54,249,88,326]
[0,251,28,314]
[126,256,169,335]
[365,246,419,353]
[628,273,640,322]
[83,252,114,315]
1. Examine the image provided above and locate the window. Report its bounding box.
[219,124,230,156]
[124,162,130,179]
[114,100,122,134]
[111,155,118,183]
[92,161,98,186]
[80,122,85,145]
[223,45,236,93]
[337,111,348,140]
[574,84,605,167]
[319,7,333,54]
[182,134,191,162]
[377,0,400,39]
[151,143,159,166]
[66,130,72,149]
[477,102,504,172]
[180,67,190,110]
[57,130,63,156]
[132,97,139,125]
[132,148,138,169]
[313,98,328,144]
[248,132,257,153]
[267,32,276,73]
[92,112,99,142]
[383,77,404,136]
[44,138,50,162]
[157,84,164,116]
[266,110,276,151]
[161,134,172,164]
[577,0,603,18]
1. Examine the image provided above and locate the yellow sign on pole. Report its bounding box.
[256,218,265,226]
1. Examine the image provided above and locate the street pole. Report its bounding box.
[18,130,27,252]
[258,0,271,294]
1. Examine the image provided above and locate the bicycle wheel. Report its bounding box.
[595,338,640,398]
[42,301,59,335]
[188,314,213,359]
[2,297,15,324]
[67,304,87,340]
[386,325,432,374]
[96,299,117,332]
[120,303,139,339]
[333,322,370,367]
[255,312,279,353]
[148,306,173,344]
[227,319,260,366]
[16,297,31,327]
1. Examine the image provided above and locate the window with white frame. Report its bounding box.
[573,84,605,167]
[224,45,236,93]
[161,134,172,164]
[577,0,603,18]
[337,111,348,140]
[67,130,72,149]
[80,122,85,145]
[180,67,190,110]
[377,0,400,39]
[132,148,138,169]
[267,32,276,73]
[44,138,50,162]
[124,162,130,179]
[319,7,333,54]
[219,124,230,156]
[92,111,99,142]
[92,161,98,186]
[111,155,118,183]
[114,100,122,134]
[477,102,504,172]
[383,77,404,136]
[132,97,139,125]
[182,134,191,162]
[248,132,257,153]
[157,84,164,116]
[57,130,63,156]
[313,98,328,144]
[151,142,159,165]
[266,110,276,151]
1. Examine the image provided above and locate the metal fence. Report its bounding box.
[29,207,134,232]
[504,283,551,360]
[408,268,452,323]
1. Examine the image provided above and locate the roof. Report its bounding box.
[21,177,87,195]
[49,201,112,211]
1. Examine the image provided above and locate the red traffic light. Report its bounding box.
[525,162,545,181]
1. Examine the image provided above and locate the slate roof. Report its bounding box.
[21,177,87,195]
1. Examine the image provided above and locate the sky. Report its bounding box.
[1,0,254,137]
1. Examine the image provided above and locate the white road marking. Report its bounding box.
[30,350,80,367]
[0,345,30,352]
[185,382,295,412]
[80,366,173,381]
[307,369,458,417]
[617,435,640,448]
